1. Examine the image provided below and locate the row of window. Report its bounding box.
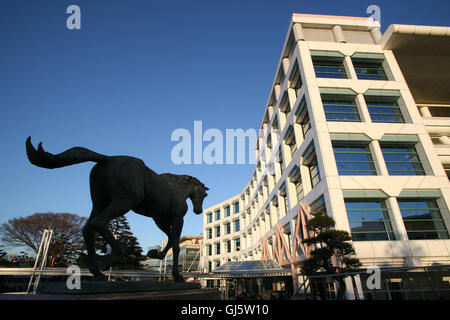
[205,220,240,239]
[312,53,388,81]
[205,202,240,224]
[345,198,449,241]
[322,93,404,123]
[205,238,241,256]
[205,197,449,260]
[334,142,425,176]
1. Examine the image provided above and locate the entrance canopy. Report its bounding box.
[212,260,291,278]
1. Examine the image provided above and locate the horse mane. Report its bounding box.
[161,173,207,189]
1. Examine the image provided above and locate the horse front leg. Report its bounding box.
[171,218,184,282]
[147,223,172,260]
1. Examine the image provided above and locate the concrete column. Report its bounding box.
[282,57,290,75]
[268,106,274,120]
[274,84,281,100]
[386,197,409,241]
[370,141,389,176]
[292,23,305,41]
[355,93,372,122]
[332,25,346,43]
[370,28,383,43]
[418,105,432,117]
[439,136,450,145]
[344,56,358,80]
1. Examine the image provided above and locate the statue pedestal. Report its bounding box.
[36,281,221,300]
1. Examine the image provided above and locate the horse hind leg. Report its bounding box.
[82,207,106,281]
[92,199,135,272]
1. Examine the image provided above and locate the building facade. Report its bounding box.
[200,13,450,299]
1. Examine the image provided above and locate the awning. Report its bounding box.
[212,260,292,278]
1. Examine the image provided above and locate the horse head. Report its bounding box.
[190,185,209,215]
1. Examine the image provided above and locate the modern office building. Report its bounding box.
[142,236,202,273]
[200,13,450,299]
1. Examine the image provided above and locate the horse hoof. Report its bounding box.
[147,249,160,259]
[91,273,108,282]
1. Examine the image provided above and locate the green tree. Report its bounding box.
[77,216,145,270]
[301,208,361,300]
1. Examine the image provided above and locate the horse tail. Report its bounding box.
[25,136,108,169]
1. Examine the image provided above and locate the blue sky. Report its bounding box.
[0,0,449,254]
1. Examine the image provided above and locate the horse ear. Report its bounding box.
[204,187,209,190]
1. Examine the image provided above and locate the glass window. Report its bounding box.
[381,145,425,175]
[295,98,311,138]
[215,243,221,255]
[353,59,387,80]
[225,205,230,217]
[345,199,396,241]
[234,202,239,214]
[226,240,232,253]
[279,91,291,116]
[225,222,231,235]
[234,219,240,232]
[289,166,304,202]
[279,184,288,214]
[398,199,449,240]
[215,209,220,221]
[313,58,347,78]
[206,228,212,240]
[235,238,241,252]
[308,155,321,188]
[207,245,212,256]
[289,61,303,96]
[284,125,297,157]
[206,213,212,224]
[333,145,376,175]
[277,148,284,175]
[322,95,360,122]
[366,96,404,123]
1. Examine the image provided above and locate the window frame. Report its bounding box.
[380,144,425,176]
[333,143,377,176]
[398,199,449,240]
[321,94,361,122]
[345,198,396,241]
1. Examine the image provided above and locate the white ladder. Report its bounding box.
[26,229,53,294]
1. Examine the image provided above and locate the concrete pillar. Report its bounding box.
[370,141,389,176]
[355,93,372,122]
[386,197,409,241]
[282,57,290,75]
[418,105,432,117]
[439,136,450,145]
[292,23,305,41]
[344,56,358,80]
[332,25,346,43]
[274,84,281,100]
[370,28,383,43]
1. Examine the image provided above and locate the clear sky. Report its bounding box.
[0,0,449,254]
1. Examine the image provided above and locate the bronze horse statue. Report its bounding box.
[25,137,208,281]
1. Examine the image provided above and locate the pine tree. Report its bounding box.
[301,208,361,300]
[76,216,145,270]
[0,245,9,266]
